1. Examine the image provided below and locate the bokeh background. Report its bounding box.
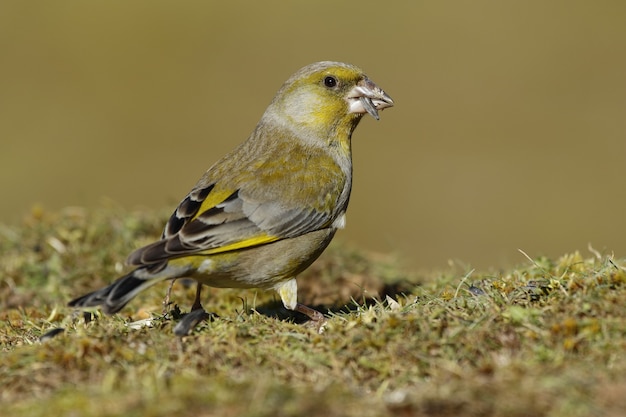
[2,1,625,271]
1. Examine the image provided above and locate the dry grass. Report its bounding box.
[1,207,625,417]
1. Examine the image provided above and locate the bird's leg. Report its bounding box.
[295,303,327,334]
[173,283,210,337]
[162,278,177,314]
[276,279,326,332]
[294,303,325,323]
[191,283,204,311]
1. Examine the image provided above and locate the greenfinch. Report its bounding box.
[69,61,393,327]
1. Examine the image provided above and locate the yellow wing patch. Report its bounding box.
[192,187,239,222]
[198,233,281,255]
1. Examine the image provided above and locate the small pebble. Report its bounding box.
[468,285,486,295]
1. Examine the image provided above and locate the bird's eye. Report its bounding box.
[323,76,338,88]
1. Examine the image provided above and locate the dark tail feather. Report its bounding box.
[68,269,161,314]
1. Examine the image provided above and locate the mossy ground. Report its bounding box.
[1,206,625,417]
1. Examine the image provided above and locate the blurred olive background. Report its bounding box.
[1,1,625,271]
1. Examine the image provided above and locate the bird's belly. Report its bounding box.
[187,228,336,289]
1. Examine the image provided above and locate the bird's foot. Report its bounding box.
[295,303,327,334]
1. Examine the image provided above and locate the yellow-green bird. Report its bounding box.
[69,61,393,326]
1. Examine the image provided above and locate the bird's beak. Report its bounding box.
[347,77,394,120]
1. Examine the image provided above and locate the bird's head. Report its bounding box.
[265,61,393,143]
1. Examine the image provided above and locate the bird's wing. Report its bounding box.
[126,181,335,266]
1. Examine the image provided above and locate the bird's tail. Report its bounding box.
[68,267,170,314]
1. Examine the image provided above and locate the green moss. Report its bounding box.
[1,207,625,416]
